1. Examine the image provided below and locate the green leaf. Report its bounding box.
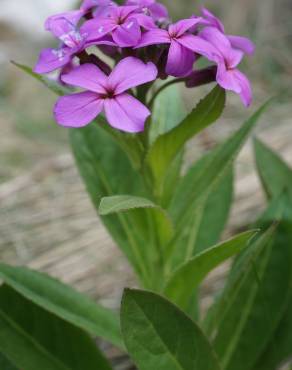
[254,295,292,370]
[208,197,292,370]
[0,285,112,370]
[254,138,292,199]
[99,195,174,259]
[99,195,166,215]
[0,352,18,370]
[70,123,154,284]
[168,151,233,266]
[146,85,225,190]
[121,289,221,370]
[0,264,123,349]
[149,83,185,144]
[164,230,258,311]
[167,100,271,267]
[12,61,70,96]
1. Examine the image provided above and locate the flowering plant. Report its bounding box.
[1,1,292,369]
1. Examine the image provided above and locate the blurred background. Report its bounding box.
[0,0,291,310]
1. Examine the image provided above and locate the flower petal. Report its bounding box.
[216,62,242,93]
[177,34,218,61]
[166,40,195,77]
[34,48,72,74]
[54,91,103,127]
[134,13,156,30]
[104,93,150,132]
[61,64,108,94]
[232,69,253,107]
[135,28,170,48]
[112,18,141,47]
[199,27,243,67]
[228,35,255,55]
[201,7,225,32]
[80,18,117,42]
[169,18,203,38]
[45,10,84,37]
[148,3,169,21]
[108,57,157,94]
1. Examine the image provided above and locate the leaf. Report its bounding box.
[164,230,258,311]
[146,85,225,190]
[254,295,292,370]
[0,263,123,349]
[208,196,292,370]
[12,61,70,96]
[0,353,18,370]
[70,123,154,284]
[168,151,233,266]
[149,83,185,144]
[0,285,112,370]
[121,289,221,370]
[99,195,174,258]
[166,100,271,267]
[99,195,166,215]
[254,138,292,199]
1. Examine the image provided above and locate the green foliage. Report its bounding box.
[149,83,185,144]
[146,86,226,195]
[121,289,221,370]
[166,101,270,268]
[254,138,292,199]
[0,285,112,370]
[0,264,122,349]
[164,231,258,312]
[205,194,292,370]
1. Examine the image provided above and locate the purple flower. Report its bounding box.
[81,5,156,48]
[136,18,217,77]
[125,0,169,22]
[200,27,252,106]
[54,57,158,132]
[200,7,255,55]
[34,17,114,74]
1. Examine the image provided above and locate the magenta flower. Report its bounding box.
[34,18,114,74]
[200,27,252,106]
[125,0,169,22]
[54,57,157,132]
[81,5,155,48]
[136,18,217,77]
[200,7,255,56]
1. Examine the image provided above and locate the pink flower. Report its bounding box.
[125,0,169,22]
[200,27,253,106]
[81,5,156,48]
[200,7,255,56]
[136,18,217,77]
[34,17,114,74]
[54,57,158,132]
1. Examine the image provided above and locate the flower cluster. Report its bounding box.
[35,0,255,133]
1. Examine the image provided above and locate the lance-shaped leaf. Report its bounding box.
[254,138,292,199]
[121,289,221,370]
[164,230,257,311]
[99,195,174,247]
[167,100,271,267]
[70,123,154,282]
[253,295,292,370]
[0,285,112,370]
[208,196,292,370]
[146,85,225,189]
[12,61,70,96]
[149,83,185,144]
[0,353,18,370]
[0,264,123,349]
[168,152,233,266]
